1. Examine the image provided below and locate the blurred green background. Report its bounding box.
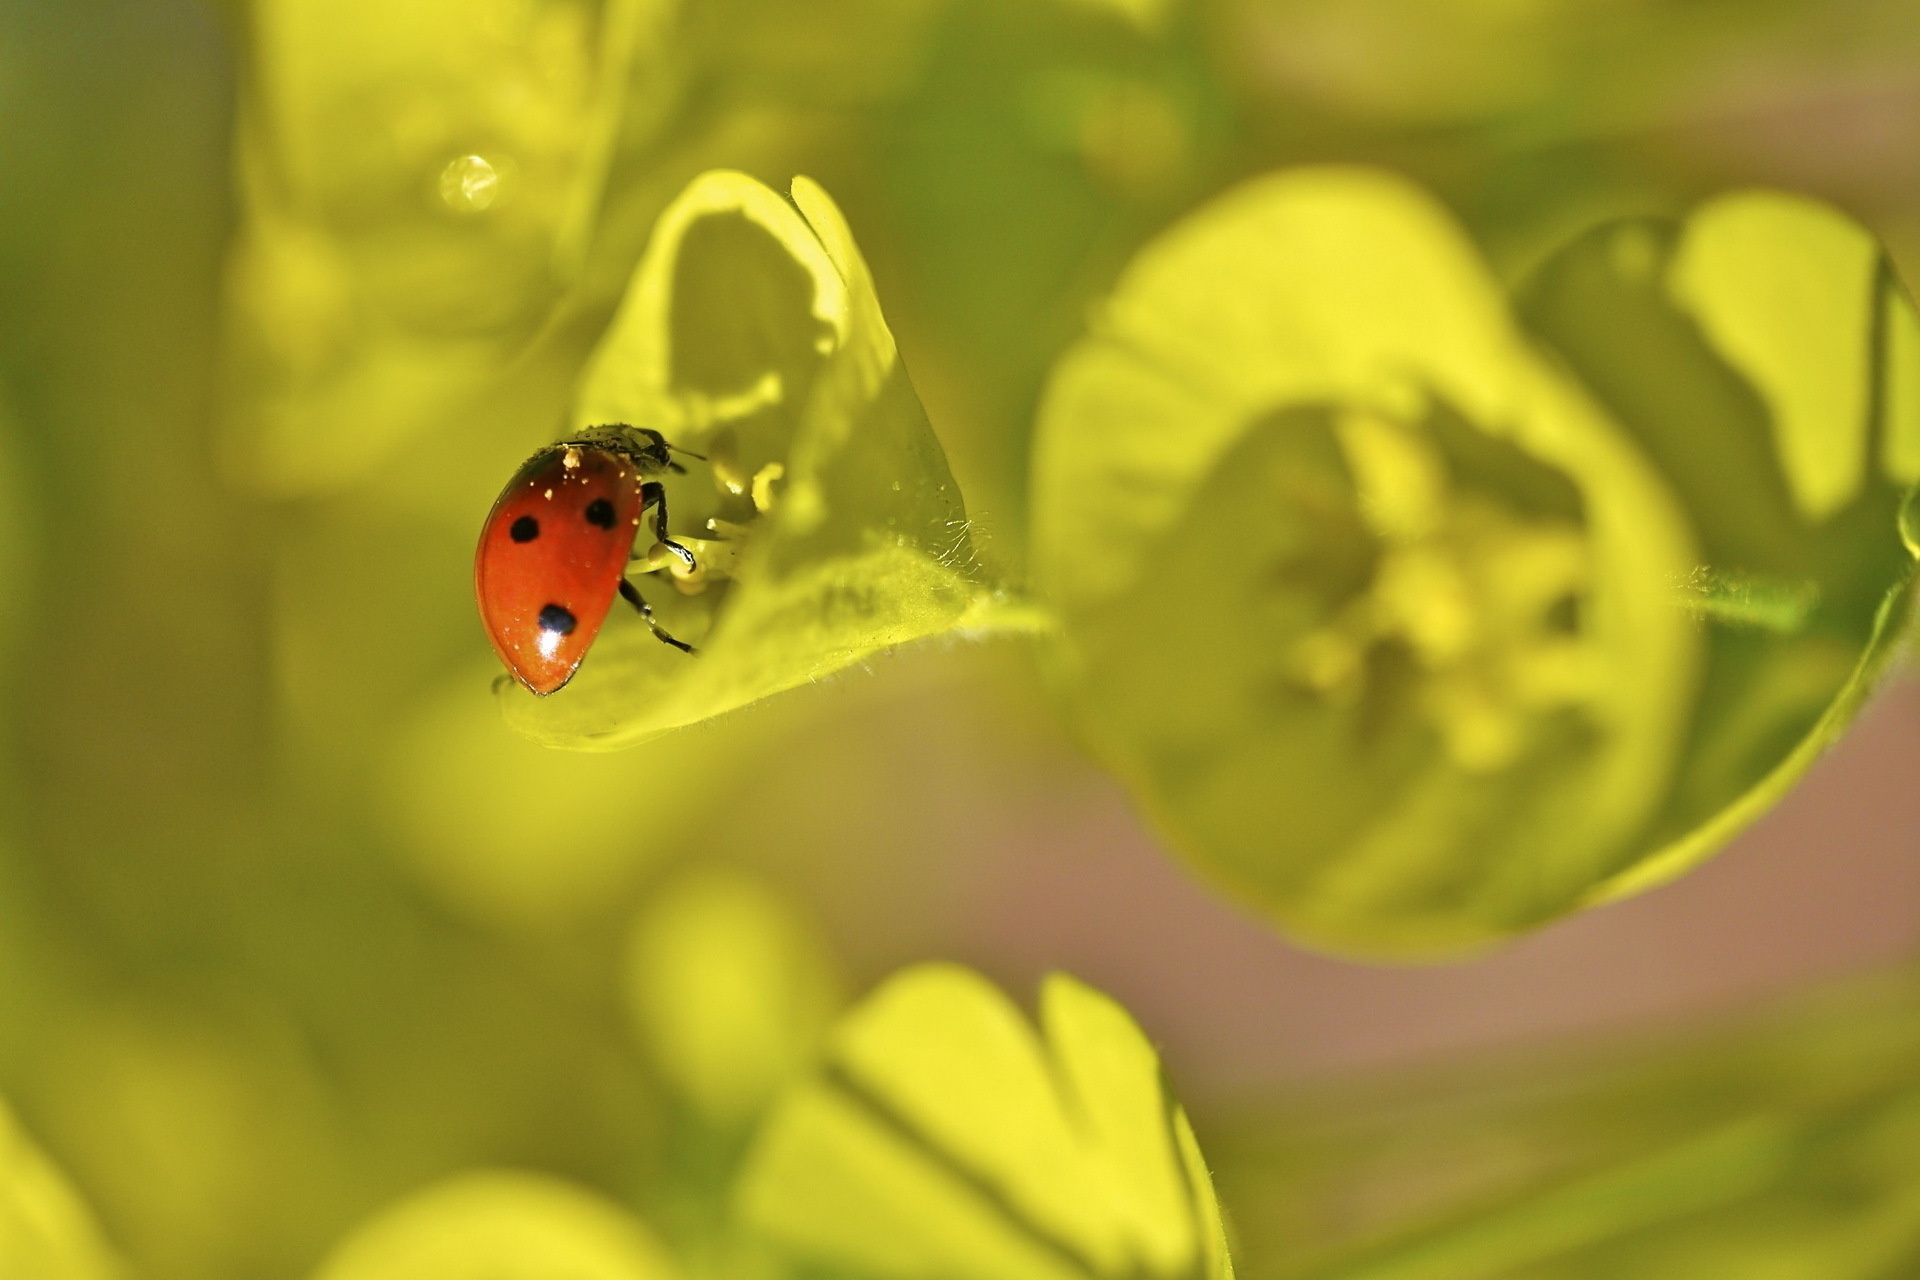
[5,0,1920,1276]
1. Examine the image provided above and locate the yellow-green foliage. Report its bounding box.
[10,4,1920,1280]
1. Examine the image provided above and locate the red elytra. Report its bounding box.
[474,441,650,695]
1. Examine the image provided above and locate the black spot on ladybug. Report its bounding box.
[510,515,540,543]
[538,604,576,636]
[584,498,616,529]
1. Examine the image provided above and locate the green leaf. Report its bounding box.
[311,1170,678,1280]
[625,868,844,1129]
[1517,190,1920,904]
[1031,167,1701,954]
[734,963,1234,1280]
[502,172,990,749]
[0,1099,121,1280]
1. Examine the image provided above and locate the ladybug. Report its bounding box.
[475,424,699,695]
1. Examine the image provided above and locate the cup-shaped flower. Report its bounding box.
[1033,168,1917,955]
[502,171,987,748]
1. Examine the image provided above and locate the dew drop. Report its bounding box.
[440,154,503,213]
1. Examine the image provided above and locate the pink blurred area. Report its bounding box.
[878,661,1920,1100]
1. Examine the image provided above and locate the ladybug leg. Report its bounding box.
[639,481,698,573]
[619,579,696,654]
